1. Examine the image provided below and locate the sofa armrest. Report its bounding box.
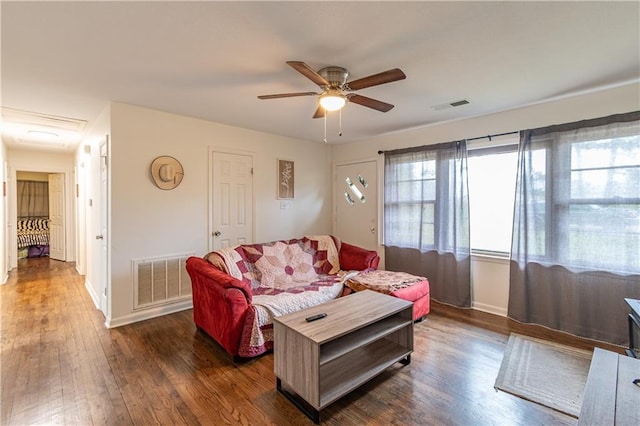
[186,256,253,302]
[339,241,380,270]
[186,256,253,356]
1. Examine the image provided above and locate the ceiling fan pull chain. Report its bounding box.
[339,109,343,137]
[323,110,328,143]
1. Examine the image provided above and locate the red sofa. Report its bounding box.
[186,236,379,358]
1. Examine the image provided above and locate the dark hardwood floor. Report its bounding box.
[1,258,623,425]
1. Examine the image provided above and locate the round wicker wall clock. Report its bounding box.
[150,156,184,190]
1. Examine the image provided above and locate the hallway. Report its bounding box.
[0,258,130,424]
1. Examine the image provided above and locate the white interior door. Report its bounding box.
[48,173,65,261]
[211,152,253,250]
[99,139,109,314]
[335,160,378,250]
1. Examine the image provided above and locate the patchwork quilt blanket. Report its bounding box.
[209,235,345,357]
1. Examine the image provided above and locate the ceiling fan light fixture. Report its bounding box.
[319,90,346,111]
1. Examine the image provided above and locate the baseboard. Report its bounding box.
[472,301,508,317]
[106,299,193,328]
[84,280,101,309]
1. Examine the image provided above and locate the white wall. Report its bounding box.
[331,82,640,315]
[6,149,76,269]
[471,256,510,316]
[107,102,332,326]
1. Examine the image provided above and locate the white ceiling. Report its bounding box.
[2,1,639,151]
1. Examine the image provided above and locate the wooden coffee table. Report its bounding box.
[273,290,414,423]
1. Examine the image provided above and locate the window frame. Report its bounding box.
[384,156,438,250]
[549,134,640,270]
[467,141,519,257]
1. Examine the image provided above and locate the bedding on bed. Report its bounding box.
[17,218,50,249]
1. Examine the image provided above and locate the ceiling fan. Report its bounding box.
[258,61,406,118]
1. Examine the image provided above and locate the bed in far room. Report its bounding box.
[17,217,50,258]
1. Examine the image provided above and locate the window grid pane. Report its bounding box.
[560,134,640,272]
[385,156,437,249]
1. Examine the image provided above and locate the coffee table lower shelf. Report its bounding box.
[276,351,411,423]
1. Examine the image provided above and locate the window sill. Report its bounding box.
[471,250,511,264]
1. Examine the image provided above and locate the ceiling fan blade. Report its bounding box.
[346,68,406,91]
[286,61,330,87]
[349,94,394,112]
[257,92,318,99]
[312,106,325,119]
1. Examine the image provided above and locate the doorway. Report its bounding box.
[98,138,109,315]
[48,173,66,261]
[11,168,72,270]
[210,150,254,251]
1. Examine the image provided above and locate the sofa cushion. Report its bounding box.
[345,270,429,301]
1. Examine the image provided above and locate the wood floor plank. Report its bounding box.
[1,258,626,425]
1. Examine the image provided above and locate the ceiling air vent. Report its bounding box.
[431,99,470,111]
[2,107,87,132]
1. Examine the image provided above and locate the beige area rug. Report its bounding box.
[494,333,592,418]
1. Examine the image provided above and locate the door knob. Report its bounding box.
[370,227,375,234]
[213,230,221,237]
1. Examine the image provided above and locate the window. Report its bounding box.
[384,153,437,249]
[384,141,469,254]
[515,118,640,274]
[384,141,471,307]
[467,144,518,255]
[555,134,639,272]
[508,112,640,345]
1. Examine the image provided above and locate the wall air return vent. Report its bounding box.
[133,253,193,310]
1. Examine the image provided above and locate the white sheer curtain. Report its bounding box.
[17,180,49,218]
[384,141,471,307]
[509,112,640,345]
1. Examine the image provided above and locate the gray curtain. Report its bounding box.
[17,180,49,218]
[509,111,640,345]
[384,140,471,307]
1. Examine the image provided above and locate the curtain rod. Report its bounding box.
[466,130,519,142]
[377,130,520,155]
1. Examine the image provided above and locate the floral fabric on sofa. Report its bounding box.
[203,235,348,357]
